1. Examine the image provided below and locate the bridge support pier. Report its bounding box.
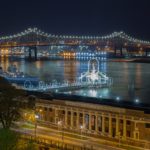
[145,48,150,57]
[29,48,32,59]
[145,49,148,57]
[143,47,150,57]
[120,48,123,56]
[114,46,123,56]
[114,48,117,56]
[34,47,37,60]
[28,46,37,60]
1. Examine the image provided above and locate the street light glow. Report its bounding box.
[35,114,39,119]
[80,125,83,129]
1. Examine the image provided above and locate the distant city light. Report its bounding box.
[135,99,140,103]
[116,96,120,101]
[99,95,102,98]
[89,90,97,97]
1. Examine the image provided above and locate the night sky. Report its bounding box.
[0,0,150,40]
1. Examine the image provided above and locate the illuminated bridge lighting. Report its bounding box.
[0,27,150,45]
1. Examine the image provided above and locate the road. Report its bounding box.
[0,121,145,150]
[15,124,126,150]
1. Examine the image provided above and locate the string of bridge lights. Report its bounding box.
[0,27,150,45]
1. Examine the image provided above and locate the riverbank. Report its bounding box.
[110,58,150,63]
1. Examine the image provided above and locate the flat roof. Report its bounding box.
[27,91,150,114]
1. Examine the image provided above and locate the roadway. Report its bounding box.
[14,123,142,150]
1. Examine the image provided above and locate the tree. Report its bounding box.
[0,77,25,129]
[0,128,38,150]
[0,128,19,150]
[0,77,39,150]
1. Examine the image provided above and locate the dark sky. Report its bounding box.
[0,0,150,40]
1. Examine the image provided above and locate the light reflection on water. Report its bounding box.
[1,57,150,104]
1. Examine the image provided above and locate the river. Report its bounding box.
[1,57,150,104]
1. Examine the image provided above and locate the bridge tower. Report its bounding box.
[28,46,37,60]
[145,47,150,57]
[114,44,123,56]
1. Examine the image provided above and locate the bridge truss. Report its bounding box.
[0,28,150,58]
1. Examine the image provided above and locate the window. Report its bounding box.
[79,113,83,117]
[127,120,131,125]
[127,131,131,137]
[62,110,65,114]
[120,119,123,124]
[44,107,47,111]
[136,133,139,139]
[74,112,77,116]
[105,127,109,133]
[105,117,109,121]
[49,108,52,112]
[112,118,116,123]
[145,123,150,128]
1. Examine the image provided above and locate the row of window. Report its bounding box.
[38,107,133,125]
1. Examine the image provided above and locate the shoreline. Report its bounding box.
[109,58,150,63]
[1,56,150,63]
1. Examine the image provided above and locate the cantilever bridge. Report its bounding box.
[0,28,150,59]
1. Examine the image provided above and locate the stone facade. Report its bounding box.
[35,98,150,146]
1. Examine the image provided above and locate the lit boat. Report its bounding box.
[0,65,39,86]
[78,58,113,86]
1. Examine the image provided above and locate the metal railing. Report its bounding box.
[22,79,113,92]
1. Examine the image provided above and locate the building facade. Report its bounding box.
[35,98,150,148]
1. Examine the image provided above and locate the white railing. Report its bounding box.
[22,78,113,92]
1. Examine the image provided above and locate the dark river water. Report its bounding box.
[1,57,150,104]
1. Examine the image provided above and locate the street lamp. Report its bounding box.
[58,120,64,142]
[117,131,121,147]
[35,114,39,139]
[80,125,83,139]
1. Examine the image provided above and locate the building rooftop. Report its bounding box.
[27,91,150,114]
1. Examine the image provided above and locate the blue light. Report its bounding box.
[99,95,102,98]
[116,97,120,101]
[135,99,140,103]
